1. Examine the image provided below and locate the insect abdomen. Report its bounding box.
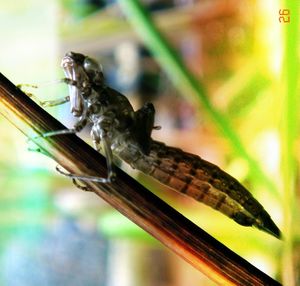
[131,141,281,239]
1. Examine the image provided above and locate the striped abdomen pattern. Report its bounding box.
[118,140,281,238]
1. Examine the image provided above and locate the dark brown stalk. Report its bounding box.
[0,73,281,286]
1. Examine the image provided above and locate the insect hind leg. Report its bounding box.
[54,130,116,188]
[56,165,114,184]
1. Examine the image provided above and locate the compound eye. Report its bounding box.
[83,57,104,84]
[83,57,101,74]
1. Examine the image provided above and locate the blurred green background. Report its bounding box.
[0,0,299,285]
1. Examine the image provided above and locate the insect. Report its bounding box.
[33,51,281,239]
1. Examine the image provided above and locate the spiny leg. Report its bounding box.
[32,107,89,140]
[21,79,75,147]
[55,166,113,182]
[55,166,93,192]
[56,132,116,186]
[37,128,78,139]
[37,96,70,108]
[30,95,116,187]
[28,111,91,187]
[18,78,75,107]
[56,122,115,191]
[101,133,116,182]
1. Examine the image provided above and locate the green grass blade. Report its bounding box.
[280,1,299,285]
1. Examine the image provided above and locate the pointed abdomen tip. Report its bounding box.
[258,213,282,239]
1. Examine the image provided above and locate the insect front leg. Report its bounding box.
[20,88,70,107]
[37,78,79,108]
[37,96,70,108]
[19,78,76,107]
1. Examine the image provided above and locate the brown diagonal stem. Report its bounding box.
[0,73,281,286]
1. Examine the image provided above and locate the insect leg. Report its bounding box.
[56,125,116,185]
[28,110,88,183]
[100,132,116,182]
[27,146,51,157]
[32,78,77,107]
[37,128,78,138]
[72,178,91,192]
[21,89,69,107]
[56,143,115,185]
[56,162,114,184]
[37,96,70,108]
[33,110,89,139]
[19,78,75,107]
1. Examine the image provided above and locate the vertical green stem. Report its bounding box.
[280,1,299,285]
[118,0,278,196]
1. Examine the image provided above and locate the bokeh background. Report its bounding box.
[0,0,299,285]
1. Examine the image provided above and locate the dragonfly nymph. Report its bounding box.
[34,51,281,239]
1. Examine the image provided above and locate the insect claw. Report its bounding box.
[72,179,92,192]
[28,147,41,152]
[27,146,51,157]
[17,83,38,89]
[56,165,71,176]
[40,101,53,107]
[108,173,117,183]
[26,137,51,157]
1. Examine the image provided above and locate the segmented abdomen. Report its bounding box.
[118,140,280,238]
